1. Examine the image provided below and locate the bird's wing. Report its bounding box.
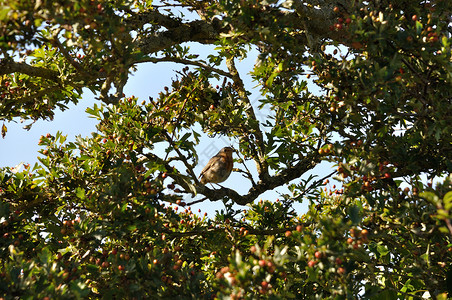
[199,155,216,178]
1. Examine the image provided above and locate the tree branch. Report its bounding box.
[128,10,184,29]
[135,18,224,55]
[196,152,321,205]
[0,58,60,82]
[163,223,310,238]
[52,34,93,79]
[162,130,198,182]
[137,56,232,78]
[225,56,269,181]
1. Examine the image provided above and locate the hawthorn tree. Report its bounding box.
[1,0,452,298]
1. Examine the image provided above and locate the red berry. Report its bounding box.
[307,260,317,267]
[335,23,343,30]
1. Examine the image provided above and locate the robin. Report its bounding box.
[199,147,234,184]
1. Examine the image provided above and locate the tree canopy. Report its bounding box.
[1,0,452,298]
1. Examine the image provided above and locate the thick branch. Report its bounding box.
[128,10,184,29]
[225,57,269,180]
[52,35,93,79]
[0,58,60,82]
[197,153,321,205]
[135,18,224,54]
[291,0,351,43]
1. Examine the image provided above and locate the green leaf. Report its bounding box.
[86,104,103,119]
[441,36,449,47]
[420,191,440,205]
[0,7,11,20]
[371,289,397,300]
[1,123,7,138]
[436,293,449,300]
[415,21,423,34]
[348,204,361,224]
[377,244,389,257]
[443,191,452,210]
[75,187,86,200]
[127,224,137,231]
[37,248,51,265]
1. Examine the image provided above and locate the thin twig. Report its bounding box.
[234,150,257,186]
[185,196,209,206]
[161,84,199,181]
[163,223,311,237]
[51,31,92,79]
[444,218,452,236]
[296,170,337,202]
[138,56,232,78]
[225,56,268,178]
[163,130,198,181]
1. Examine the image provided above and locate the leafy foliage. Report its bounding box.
[1,0,452,299]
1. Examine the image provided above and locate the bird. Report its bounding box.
[198,147,234,185]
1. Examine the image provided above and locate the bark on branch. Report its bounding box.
[132,15,224,54]
[196,153,321,205]
[225,57,269,181]
[0,58,60,82]
[138,56,232,78]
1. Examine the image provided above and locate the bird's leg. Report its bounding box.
[208,183,226,190]
[216,183,227,189]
